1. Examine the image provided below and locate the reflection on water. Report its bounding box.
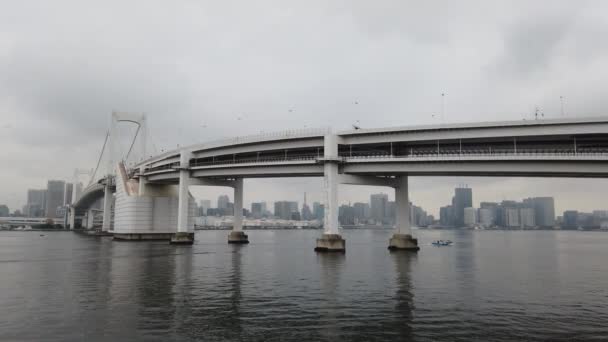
[1,229,608,341]
[391,251,415,340]
[317,253,345,341]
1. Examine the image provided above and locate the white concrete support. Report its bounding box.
[395,176,411,235]
[389,175,419,251]
[228,178,249,244]
[316,133,345,252]
[176,153,191,234]
[323,162,340,235]
[233,178,243,232]
[138,166,147,196]
[323,134,340,235]
[87,209,96,229]
[68,207,75,230]
[101,184,112,232]
[172,151,195,245]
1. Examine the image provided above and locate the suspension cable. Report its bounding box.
[124,124,141,163]
[89,130,110,186]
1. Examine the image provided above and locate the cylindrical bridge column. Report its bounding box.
[315,133,345,252]
[171,151,194,245]
[228,178,249,244]
[101,184,112,232]
[68,207,76,230]
[388,175,419,251]
[88,208,96,229]
[395,176,411,235]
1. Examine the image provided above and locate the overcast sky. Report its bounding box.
[2,0,608,216]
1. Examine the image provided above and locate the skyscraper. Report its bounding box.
[440,205,453,226]
[45,180,65,218]
[301,193,313,220]
[452,187,473,227]
[274,201,298,220]
[563,210,579,229]
[26,189,47,217]
[352,202,370,223]
[313,202,324,221]
[519,207,536,228]
[339,204,355,225]
[464,207,477,227]
[523,197,555,228]
[251,202,263,219]
[199,200,211,216]
[217,195,230,210]
[370,193,388,224]
[63,183,74,206]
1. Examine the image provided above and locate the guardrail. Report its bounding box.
[138,151,608,174]
[344,151,608,160]
[195,127,330,151]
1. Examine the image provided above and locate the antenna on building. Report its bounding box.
[441,92,446,124]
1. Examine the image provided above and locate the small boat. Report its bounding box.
[432,240,453,246]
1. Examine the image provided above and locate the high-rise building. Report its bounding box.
[63,183,73,206]
[592,210,608,228]
[45,180,65,218]
[301,193,313,221]
[464,207,477,227]
[577,212,594,228]
[497,200,518,227]
[386,201,396,224]
[519,207,536,228]
[370,193,388,224]
[411,204,431,227]
[453,187,473,227]
[26,189,47,217]
[440,205,453,226]
[478,208,494,227]
[504,208,520,228]
[523,197,555,228]
[260,202,268,216]
[251,202,263,219]
[352,202,370,223]
[338,204,355,225]
[563,210,579,229]
[199,200,211,216]
[0,205,9,217]
[217,195,230,210]
[313,202,324,221]
[274,201,298,220]
[217,195,233,216]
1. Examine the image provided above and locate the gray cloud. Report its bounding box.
[2,0,608,215]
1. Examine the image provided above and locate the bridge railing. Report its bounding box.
[139,153,321,174]
[344,151,608,160]
[189,128,331,152]
[138,149,608,175]
[191,153,320,167]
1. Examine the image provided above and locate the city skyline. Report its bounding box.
[5,176,608,220]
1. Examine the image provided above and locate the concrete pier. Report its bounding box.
[389,176,420,252]
[227,231,249,244]
[315,234,345,252]
[316,133,345,252]
[170,232,195,245]
[388,234,420,251]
